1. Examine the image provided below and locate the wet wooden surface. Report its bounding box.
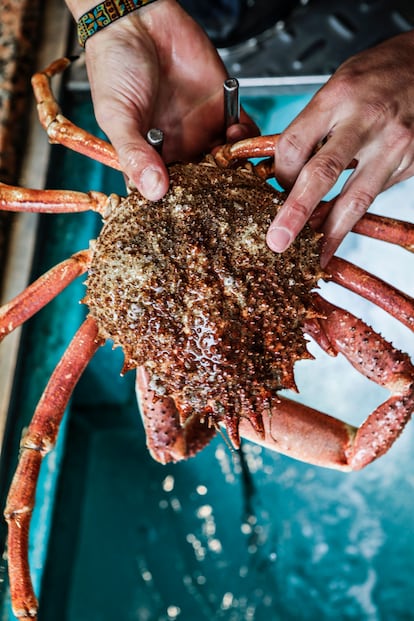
[0,0,43,283]
[0,0,70,452]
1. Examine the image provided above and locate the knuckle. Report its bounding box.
[286,199,312,225]
[306,153,344,186]
[116,141,144,168]
[346,188,376,217]
[315,71,358,111]
[277,132,310,164]
[363,98,391,126]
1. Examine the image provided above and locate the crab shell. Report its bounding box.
[84,159,325,447]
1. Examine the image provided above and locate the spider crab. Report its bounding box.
[0,57,414,619]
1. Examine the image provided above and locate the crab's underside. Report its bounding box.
[0,57,413,620]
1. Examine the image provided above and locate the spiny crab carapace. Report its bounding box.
[0,57,414,619]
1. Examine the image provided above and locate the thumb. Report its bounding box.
[113,129,170,200]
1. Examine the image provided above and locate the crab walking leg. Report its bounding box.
[215,134,357,171]
[4,317,103,620]
[309,206,414,252]
[325,256,414,331]
[215,135,279,167]
[0,182,114,215]
[32,58,121,171]
[352,213,414,252]
[0,249,92,340]
[135,367,217,464]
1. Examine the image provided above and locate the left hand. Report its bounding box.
[266,30,414,265]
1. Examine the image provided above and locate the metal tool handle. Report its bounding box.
[146,128,164,154]
[224,78,240,128]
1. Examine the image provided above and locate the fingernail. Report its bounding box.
[139,166,164,200]
[266,227,292,252]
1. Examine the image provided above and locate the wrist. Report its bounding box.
[65,0,96,21]
[65,0,167,46]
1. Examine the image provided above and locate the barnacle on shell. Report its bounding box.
[85,161,324,442]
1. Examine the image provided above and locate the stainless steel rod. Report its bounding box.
[146,128,164,154]
[224,77,240,127]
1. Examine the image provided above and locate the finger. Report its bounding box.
[274,127,321,190]
[320,133,414,264]
[112,126,170,200]
[226,120,260,144]
[382,153,414,191]
[267,128,362,253]
[224,104,260,144]
[319,162,394,265]
[308,199,334,230]
[273,97,335,189]
[320,195,376,266]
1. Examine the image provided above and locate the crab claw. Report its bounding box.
[135,368,217,463]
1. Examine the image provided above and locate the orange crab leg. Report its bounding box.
[312,295,414,469]
[352,213,414,252]
[240,296,414,471]
[0,181,113,215]
[215,134,278,167]
[32,57,121,171]
[135,367,217,464]
[215,134,357,174]
[4,316,103,621]
[325,256,414,331]
[310,204,414,252]
[0,249,92,341]
[137,366,357,469]
[238,394,356,471]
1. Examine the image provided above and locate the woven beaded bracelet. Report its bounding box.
[77,0,159,48]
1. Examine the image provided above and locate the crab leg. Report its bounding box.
[4,316,103,621]
[215,134,357,174]
[238,394,357,470]
[309,202,414,253]
[0,249,92,341]
[32,58,121,171]
[215,135,279,167]
[135,367,217,464]
[0,181,114,215]
[312,295,414,469]
[325,256,414,331]
[239,296,414,471]
[352,213,414,252]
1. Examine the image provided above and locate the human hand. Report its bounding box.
[266,30,414,265]
[65,0,258,199]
